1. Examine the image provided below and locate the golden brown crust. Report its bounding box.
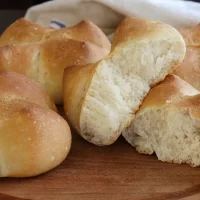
[138,75,200,114]
[45,20,111,49]
[173,47,200,90]
[0,70,57,112]
[174,23,200,91]
[172,94,200,119]
[111,17,157,50]
[0,43,40,81]
[179,24,200,46]
[0,18,111,50]
[111,17,183,52]
[0,101,71,177]
[135,74,200,124]
[41,39,107,73]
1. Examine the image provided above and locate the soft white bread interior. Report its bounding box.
[0,18,111,104]
[123,75,200,167]
[0,70,71,177]
[173,25,200,91]
[63,17,186,146]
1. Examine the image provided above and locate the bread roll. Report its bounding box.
[63,17,186,146]
[0,18,111,104]
[0,70,71,177]
[0,18,111,49]
[123,75,200,167]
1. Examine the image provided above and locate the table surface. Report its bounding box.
[1,107,200,200]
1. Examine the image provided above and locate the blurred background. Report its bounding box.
[0,0,200,33]
[0,0,48,33]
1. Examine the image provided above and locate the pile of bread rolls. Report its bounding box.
[0,18,111,178]
[1,16,200,178]
[0,18,111,104]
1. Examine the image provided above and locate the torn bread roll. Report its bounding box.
[123,75,200,167]
[0,70,71,177]
[63,17,186,146]
[0,18,111,104]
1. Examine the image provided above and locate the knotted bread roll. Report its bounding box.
[123,75,200,167]
[0,70,71,177]
[0,18,111,104]
[63,17,186,146]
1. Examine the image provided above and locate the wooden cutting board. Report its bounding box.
[1,107,200,200]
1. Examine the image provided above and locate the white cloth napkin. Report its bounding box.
[25,0,200,41]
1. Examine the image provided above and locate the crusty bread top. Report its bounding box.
[45,20,111,49]
[138,75,200,114]
[0,18,111,50]
[0,100,71,177]
[179,24,200,46]
[146,76,200,120]
[0,70,57,112]
[111,17,185,51]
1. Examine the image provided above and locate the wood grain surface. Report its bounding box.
[1,107,200,200]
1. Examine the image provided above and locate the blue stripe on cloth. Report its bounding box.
[50,20,66,28]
